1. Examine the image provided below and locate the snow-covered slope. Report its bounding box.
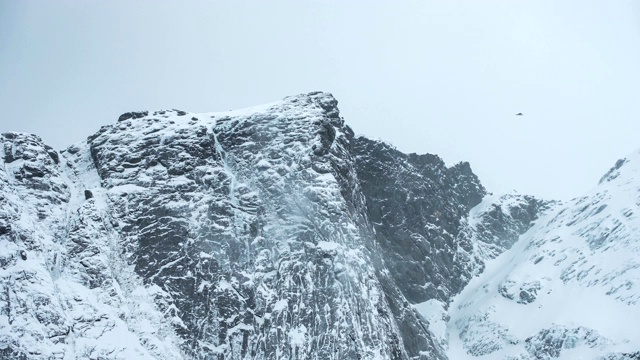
[0,133,183,359]
[447,154,640,359]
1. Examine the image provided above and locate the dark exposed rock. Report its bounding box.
[118,111,149,122]
[517,281,541,304]
[355,136,486,304]
[600,158,628,184]
[45,144,59,164]
[498,279,542,304]
[525,326,611,359]
[602,352,640,360]
[66,145,80,154]
[84,190,93,199]
[457,312,519,356]
[19,250,27,260]
[1,132,69,205]
[498,279,516,300]
[0,346,28,360]
[454,193,551,280]
[473,195,549,250]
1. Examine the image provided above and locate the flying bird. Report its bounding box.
[516,112,523,116]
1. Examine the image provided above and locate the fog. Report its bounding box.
[2,0,640,200]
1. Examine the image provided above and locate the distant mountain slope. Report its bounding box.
[447,153,640,359]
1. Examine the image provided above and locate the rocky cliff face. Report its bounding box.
[355,137,485,304]
[0,92,547,359]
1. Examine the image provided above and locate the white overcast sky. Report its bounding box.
[1,1,640,200]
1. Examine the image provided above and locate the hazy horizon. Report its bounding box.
[2,0,640,201]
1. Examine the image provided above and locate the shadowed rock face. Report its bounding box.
[455,193,552,279]
[354,137,486,305]
[0,92,544,359]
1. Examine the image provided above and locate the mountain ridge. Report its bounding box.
[4,92,622,360]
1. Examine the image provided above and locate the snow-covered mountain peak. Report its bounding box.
[447,149,640,359]
[87,90,342,149]
[5,92,470,359]
[111,90,339,125]
[3,92,638,359]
